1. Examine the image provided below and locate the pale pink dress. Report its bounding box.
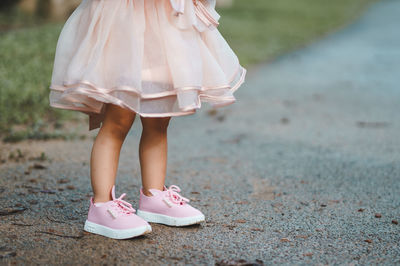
[49,0,246,130]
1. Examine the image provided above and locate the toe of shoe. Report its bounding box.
[134,214,152,227]
[183,205,205,219]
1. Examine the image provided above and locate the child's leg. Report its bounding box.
[90,103,136,203]
[136,116,205,226]
[139,117,172,196]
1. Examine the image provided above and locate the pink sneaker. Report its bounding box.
[137,185,205,226]
[84,185,152,239]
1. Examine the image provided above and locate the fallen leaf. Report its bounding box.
[11,222,33,226]
[57,178,70,184]
[0,207,26,216]
[40,189,56,194]
[216,259,263,266]
[33,163,47,169]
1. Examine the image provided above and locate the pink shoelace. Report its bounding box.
[108,193,135,218]
[164,185,190,205]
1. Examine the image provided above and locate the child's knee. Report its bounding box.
[141,117,171,132]
[102,115,134,139]
[111,119,133,136]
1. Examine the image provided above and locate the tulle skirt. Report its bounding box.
[49,0,246,130]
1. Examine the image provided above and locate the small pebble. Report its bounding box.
[33,163,46,169]
[57,178,70,184]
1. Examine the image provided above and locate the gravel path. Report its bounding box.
[1,0,399,264]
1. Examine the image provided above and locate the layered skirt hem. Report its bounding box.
[50,65,246,130]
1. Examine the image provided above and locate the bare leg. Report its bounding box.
[139,117,172,196]
[90,104,136,203]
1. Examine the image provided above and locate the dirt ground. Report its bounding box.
[1,0,399,264]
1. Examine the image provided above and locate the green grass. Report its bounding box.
[218,0,377,66]
[0,23,76,137]
[0,0,378,140]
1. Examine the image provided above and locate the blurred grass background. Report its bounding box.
[0,0,378,141]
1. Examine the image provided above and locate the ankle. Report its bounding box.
[142,188,153,197]
[93,196,112,204]
[143,187,164,197]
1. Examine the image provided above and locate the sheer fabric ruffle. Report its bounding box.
[49,0,246,130]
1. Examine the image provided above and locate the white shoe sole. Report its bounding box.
[84,220,152,239]
[136,210,205,226]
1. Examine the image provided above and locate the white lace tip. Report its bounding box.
[107,209,118,219]
[163,198,173,208]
